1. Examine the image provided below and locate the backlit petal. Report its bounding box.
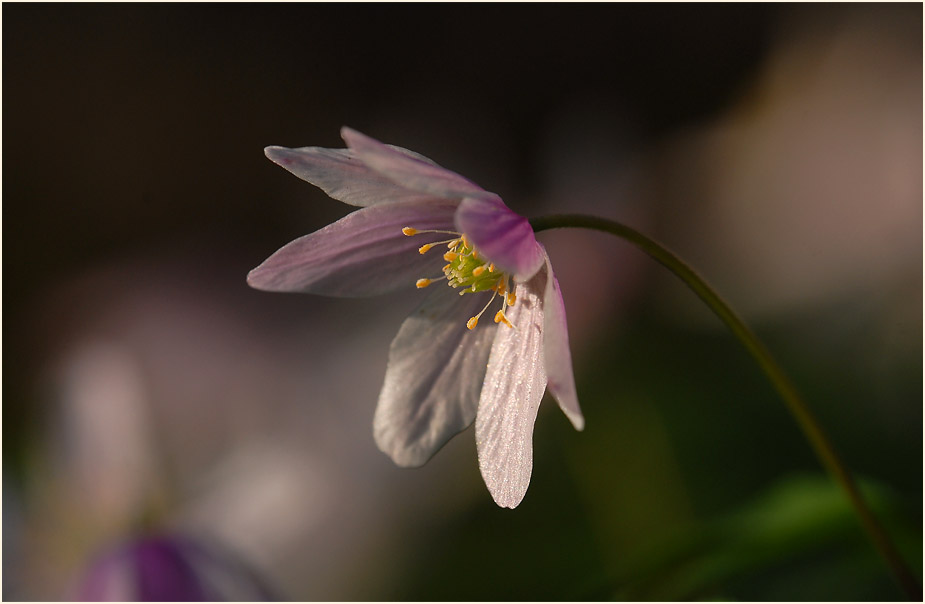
[375,285,496,466]
[475,267,548,509]
[541,249,584,430]
[455,197,544,281]
[265,146,438,207]
[341,127,494,200]
[247,199,458,297]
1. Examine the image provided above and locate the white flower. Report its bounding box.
[249,128,583,508]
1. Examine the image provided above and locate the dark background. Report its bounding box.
[4,3,921,600]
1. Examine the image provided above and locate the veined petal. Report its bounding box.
[265,146,440,207]
[341,127,495,200]
[247,199,458,297]
[455,197,544,281]
[375,284,496,467]
[541,249,584,430]
[475,267,548,509]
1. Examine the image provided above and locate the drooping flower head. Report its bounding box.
[249,127,583,508]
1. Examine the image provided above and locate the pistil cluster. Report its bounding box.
[402,227,516,330]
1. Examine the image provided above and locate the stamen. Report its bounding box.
[401,227,460,237]
[416,275,447,288]
[406,228,514,330]
[467,290,498,330]
[493,310,513,328]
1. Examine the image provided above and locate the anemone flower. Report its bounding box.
[248,127,583,508]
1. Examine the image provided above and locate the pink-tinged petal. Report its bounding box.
[247,199,458,297]
[475,267,548,509]
[541,248,584,430]
[341,127,494,200]
[265,146,440,207]
[375,286,496,467]
[455,197,545,281]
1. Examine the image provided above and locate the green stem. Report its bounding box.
[531,213,920,600]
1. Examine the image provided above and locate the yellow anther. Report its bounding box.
[442,263,452,271]
[444,251,459,262]
[471,248,479,260]
[506,292,516,306]
[488,263,495,273]
[418,243,434,254]
[494,310,513,328]
[447,239,460,248]
[461,234,470,249]
[472,265,486,277]
[402,227,418,236]
[416,278,432,288]
[466,317,479,330]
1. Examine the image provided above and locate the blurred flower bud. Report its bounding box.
[74,534,276,601]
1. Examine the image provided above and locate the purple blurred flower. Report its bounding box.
[75,535,275,601]
[248,128,583,508]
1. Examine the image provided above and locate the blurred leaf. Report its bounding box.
[611,474,920,600]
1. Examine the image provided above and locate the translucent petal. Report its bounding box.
[375,285,496,466]
[341,127,495,201]
[247,199,458,297]
[455,197,544,281]
[541,249,584,430]
[265,146,439,207]
[475,267,548,508]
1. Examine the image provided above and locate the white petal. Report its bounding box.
[475,267,548,508]
[265,145,440,207]
[455,196,544,281]
[541,249,584,430]
[247,199,458,297]
[375,284,497,467]
[341,127,497,201]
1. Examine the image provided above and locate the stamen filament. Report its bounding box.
[401,227,461,237]
[467,290,497,330]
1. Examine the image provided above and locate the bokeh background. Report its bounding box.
[3,3,922,600]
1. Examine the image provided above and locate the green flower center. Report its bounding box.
[402,226,515,329]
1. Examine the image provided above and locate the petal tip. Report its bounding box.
[264,145,294,166]
[246,266,268,290]
[491,491,525,509]
[340,125,365,147]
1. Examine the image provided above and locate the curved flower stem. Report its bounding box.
[531,213,921,600]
